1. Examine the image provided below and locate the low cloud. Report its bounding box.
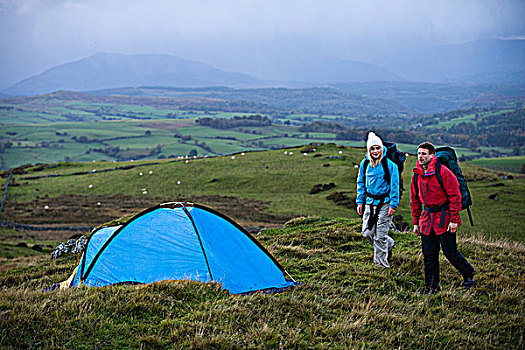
[1,0,524,86]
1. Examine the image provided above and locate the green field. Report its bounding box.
[3,117,515,170]
[433,109,515,129]
[0,119,351,169]
[1,114,338,168]
[468,156,525,174]
[2,94,520,170]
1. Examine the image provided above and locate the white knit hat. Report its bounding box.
[366,132,383,150]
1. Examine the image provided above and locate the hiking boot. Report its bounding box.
[462,276,475,289]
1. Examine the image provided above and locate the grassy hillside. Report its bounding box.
[1,144,361,225]
[1,144,524,348]
[1,217,523,349]
[2,143,524,241]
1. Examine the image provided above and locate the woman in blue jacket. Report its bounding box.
[356,132,399,267]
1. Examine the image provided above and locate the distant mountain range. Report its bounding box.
[443,69,525,85]
[4,53,263,96]
[237,56,404,83]
[1,53,405,96]
[2,39,524,96]
[375,38,525,83]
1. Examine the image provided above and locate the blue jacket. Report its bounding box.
[356,147,400,209]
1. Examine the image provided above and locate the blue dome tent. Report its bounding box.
[66,202,297,294]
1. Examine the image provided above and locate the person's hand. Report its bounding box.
[413,225,421,236]
[448,222,458,233]
[388,207,396,217]
[357,204,363,216]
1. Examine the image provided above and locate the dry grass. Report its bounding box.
[1,217,523,349]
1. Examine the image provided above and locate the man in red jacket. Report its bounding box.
[411,142,475,294]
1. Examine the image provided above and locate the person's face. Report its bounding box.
[370,145,382,159]
[417,148,433,166]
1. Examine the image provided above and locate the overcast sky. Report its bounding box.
[1,0,524,87]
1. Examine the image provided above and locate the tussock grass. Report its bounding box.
[1,217,523,349]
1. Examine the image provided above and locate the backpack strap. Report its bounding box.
[381,157,390,185]
[435,161,446,193]
[467,207,474,226]
[413,173,419,200]
[365,199,387,231]
[362,159,369,187]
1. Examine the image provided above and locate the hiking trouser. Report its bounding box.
[420,229,475,290]
[362,204,395,268]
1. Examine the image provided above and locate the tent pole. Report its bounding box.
[284,270,296,282]
[181,204,214,281]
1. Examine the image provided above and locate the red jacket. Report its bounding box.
[410,157,462,235]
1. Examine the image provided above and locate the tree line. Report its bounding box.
[298,107,524,154]
[196,115,272,129]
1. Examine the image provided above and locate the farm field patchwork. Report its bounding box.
[2,94,520,170]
